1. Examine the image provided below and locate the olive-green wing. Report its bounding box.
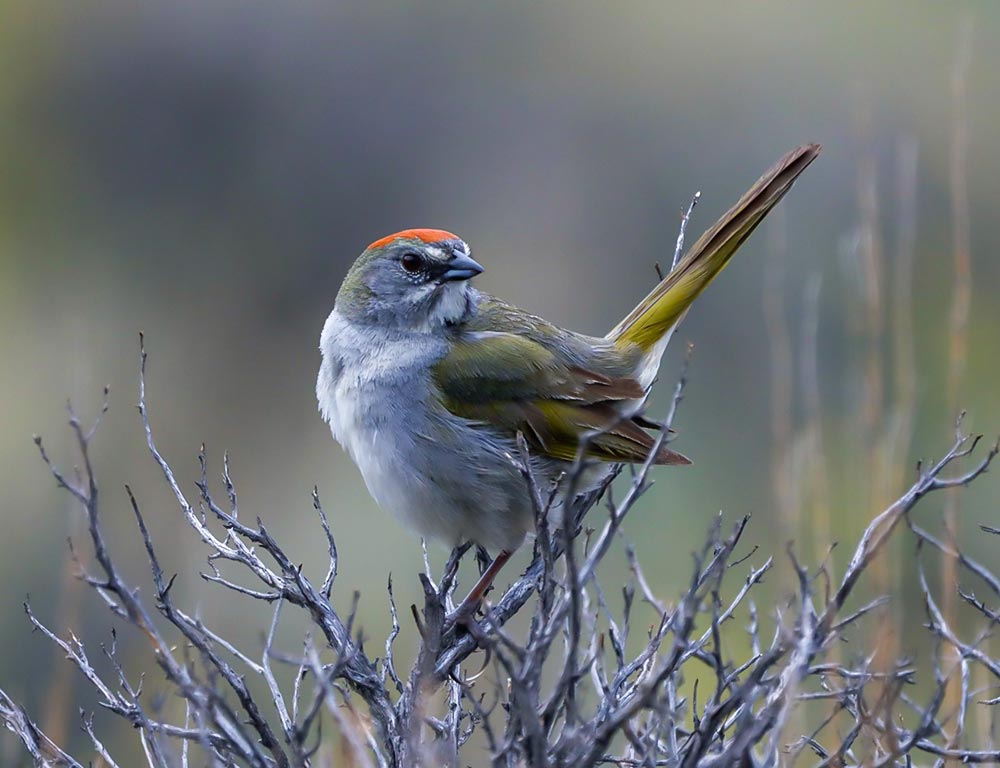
[432,320,689,465]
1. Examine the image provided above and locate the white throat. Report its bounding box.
[425,281,475,329]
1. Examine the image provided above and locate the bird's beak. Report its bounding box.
[440,253,484,282]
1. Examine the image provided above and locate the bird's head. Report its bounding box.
[335,229,483,331]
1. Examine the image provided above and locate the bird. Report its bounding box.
[317,144,820,615]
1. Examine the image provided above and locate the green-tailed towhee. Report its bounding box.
[317,144,820,606]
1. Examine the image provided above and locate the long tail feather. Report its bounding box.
[608,143,821,352]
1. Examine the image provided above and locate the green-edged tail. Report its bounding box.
[607,144,821,352]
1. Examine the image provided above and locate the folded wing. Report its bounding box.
[433,298,689,465]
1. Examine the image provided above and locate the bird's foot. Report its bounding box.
[443,549,513,630]
[443,596,483,629]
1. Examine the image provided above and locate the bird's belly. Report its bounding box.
[327,371,536,552]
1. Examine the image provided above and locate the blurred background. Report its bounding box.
[1,1,998,762]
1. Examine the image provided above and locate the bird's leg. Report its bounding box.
[475,544,491,574]
[448,549,513,623]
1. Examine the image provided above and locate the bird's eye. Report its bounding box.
[400,252,423,273]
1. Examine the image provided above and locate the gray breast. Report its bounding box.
[317,309,537,551]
